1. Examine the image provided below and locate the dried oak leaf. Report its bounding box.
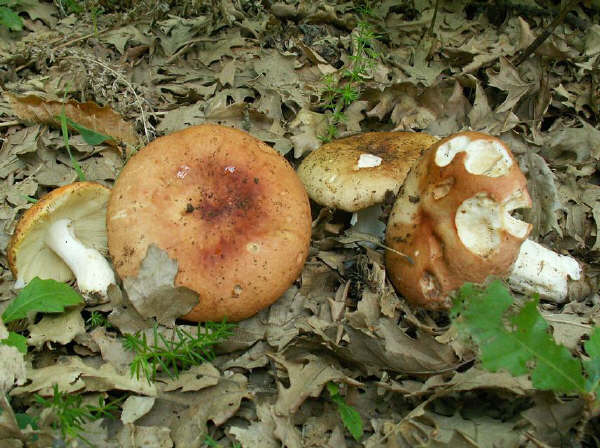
[6,93,140,153]
[270,353,354,416]
[122,245,199,328]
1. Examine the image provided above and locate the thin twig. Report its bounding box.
[53,28,112,51]
[424,0,441,39]
[0,120,21,128]
[513,0,580,66]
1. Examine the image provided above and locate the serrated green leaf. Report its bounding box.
[2,278,83,323]
[0,6,23,31]
[65,118,111,146]
[453,280,586,395]
[1,331,27,353]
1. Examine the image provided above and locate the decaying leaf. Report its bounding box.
[122,245,199,327]
[171,373,251,446]
[10,356,156,397]
[121,395,157,424]
[161,363,220,393]
[0,321,26,392]
[271,353,350,416]
[6,93,140,152]
[27,305,85,348]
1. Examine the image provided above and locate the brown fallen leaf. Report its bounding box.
[6,93,140,154]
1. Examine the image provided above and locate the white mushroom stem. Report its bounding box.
[507,239,582,303]
[44,218,115,297]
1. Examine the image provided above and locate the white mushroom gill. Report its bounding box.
[44,218,115,297]
[435,135,512,177]
[508,239,582,302]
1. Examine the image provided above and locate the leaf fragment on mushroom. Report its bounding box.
[122,245,199,327]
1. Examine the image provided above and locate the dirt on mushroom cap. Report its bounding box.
[107,124,312,322]
[385,132,532,310]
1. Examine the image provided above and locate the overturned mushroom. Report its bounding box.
[8,182,115,299]
[385,132,583,309]
[107,124,312,322]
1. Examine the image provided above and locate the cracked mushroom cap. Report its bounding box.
[107,124,312,322]
[8,182,111,287]
[385,132,532,310]
[297,132,439,212]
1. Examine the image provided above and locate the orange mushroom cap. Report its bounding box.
[107,124,312,322]
[385,132,532,310]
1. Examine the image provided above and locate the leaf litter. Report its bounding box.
[0,0,599,446]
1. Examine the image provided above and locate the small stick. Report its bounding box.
[513,0,580,66]
[424,0,441,39]
[0,120,20,128]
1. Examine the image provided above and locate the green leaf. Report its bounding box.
[60,0,83,14]
[1,331,27,353]
[331,395,363,441]
[328,382,363,441]
[584,327,600,396]
[0,6,23,31]
[326,382,339,396]
[453,280,586,395]
[65,118,111,146]
[2,278,83,323]
[15,413,38,430]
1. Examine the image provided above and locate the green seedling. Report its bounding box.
[123,320,235,383]
[35,384,121,447]
[327,382,364,441]
[319,5,381,142]
[85,311,111,330]
[452,280,600,415]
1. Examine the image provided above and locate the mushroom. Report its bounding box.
[107,124,312,322]
[8,182,115,298]
[297,131,439,236]
[297,131,439,212]
[385,132,584,309]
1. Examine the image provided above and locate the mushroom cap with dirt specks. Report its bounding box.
[107,124,312,322]
[8,182,111,285]
[297,131,439,212]
[385,131,532,310]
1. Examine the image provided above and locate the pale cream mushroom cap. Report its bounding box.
[8,182,111,288]
[297,132,439,212]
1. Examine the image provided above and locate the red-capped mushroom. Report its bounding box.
[107,124,312,322]
[385,132,583,309]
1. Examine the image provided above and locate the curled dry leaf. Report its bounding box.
[6,93,140,154]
